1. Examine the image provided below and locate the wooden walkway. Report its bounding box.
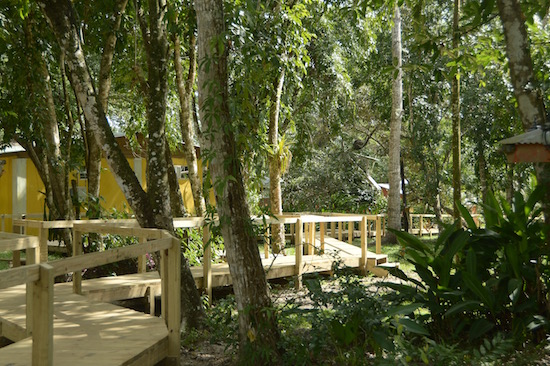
[0,285,169,366]
[1,214,397,365]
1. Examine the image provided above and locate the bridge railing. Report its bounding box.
[0,230,181,366]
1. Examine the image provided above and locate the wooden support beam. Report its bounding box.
[49,238,172,277]
[137,237,147,273]
[203,226,212,305]
[289,223,295,245]
[295,219,303,289]
[320,222,325,252]
[419,215,424,237]
[32,263,54,366]
[330,222,335,237]
[309,222,315,254]
[163,238,181,365]
[360,217,367,275]
[303,223,309,255]
[376,215,382,254]
[26,240,40,337]
[338,222,342,241]
[0,265,40,290]
[73,230,82,294]
[39,225,48,263]
[348,222,353,244]
[264,227,270,259]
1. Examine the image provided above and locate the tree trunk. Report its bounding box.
[497,0,549,225]
[40,0,204,331]
[451,0,462,223]
[173,24,206,217]
[386,3,403,243]
[165,139,187,218]
[22,12,74,253]
[269,70,286,253]
[142,0,173,231]
[195,0,281,362]
[87,0,129,220]
[140,0,204,327]
[478,146,488,203]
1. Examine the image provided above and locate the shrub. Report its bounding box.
[385,186,550,344]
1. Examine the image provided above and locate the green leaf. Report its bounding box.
[469,319,494,340]
[445,300,483,317]
[390,229,434,256]
[457,202,477,230]
[507,278,523,304]
[526,315,548,331]
[386,303,425,317]
[463,272,494,311]
[394,318,430,336]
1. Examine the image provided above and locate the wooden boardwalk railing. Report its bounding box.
[0,230,181,366]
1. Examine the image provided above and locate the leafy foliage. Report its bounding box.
[386,186,550,344]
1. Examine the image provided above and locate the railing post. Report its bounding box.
[309,222,315,254]
[163,238,181,365]
[203,225,212,305]
[338,221,343,241]
[295,219,303,290]
[360,217,367,275]
[137,237,147,273]
[12,221,21,267]
[419,215,424,237]
[330,221,335,238]
[26,239,40,336]
[39,222,48,263]
[376,215,382,255]
[289,223,295,245]
[264,226,270,259]
[73,229,82,294]
[348,221,353,244]
[303,223,310,255]
[32,263,54,366]
[320,222,325,252]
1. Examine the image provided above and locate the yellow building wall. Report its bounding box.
[0,152,202,229]
[0,157,13,231]
[26,158,45,216]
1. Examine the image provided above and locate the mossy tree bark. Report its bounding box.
[386,3,403,243]
[173,16,206,217]
[39,0,204,331]
[268,70,286,253]
[497,0,550,225]
[195,0,282,362]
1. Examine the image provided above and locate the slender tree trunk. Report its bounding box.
[478,146,488,203]
[40,0,204,331]
[451,0,462,223]
[497,0,549,225]
[269,69,285,253]
[165,139,187,218]
[386,3,403,242]
[23,12,74,253]
[142,0,173,232]
[139,0,204,327]
[173,24,206,217]
[87,0,129,220]
[195,0,281,362]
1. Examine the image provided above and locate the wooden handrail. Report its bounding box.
[0,228,180,366]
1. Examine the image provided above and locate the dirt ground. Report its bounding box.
[177,275,400,366]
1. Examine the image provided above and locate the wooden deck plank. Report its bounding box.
[0,285,168,366]
[0,235,394,366]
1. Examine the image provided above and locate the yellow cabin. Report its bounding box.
[0,135,202,230]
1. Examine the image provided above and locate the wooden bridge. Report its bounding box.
[0,213,395,365]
